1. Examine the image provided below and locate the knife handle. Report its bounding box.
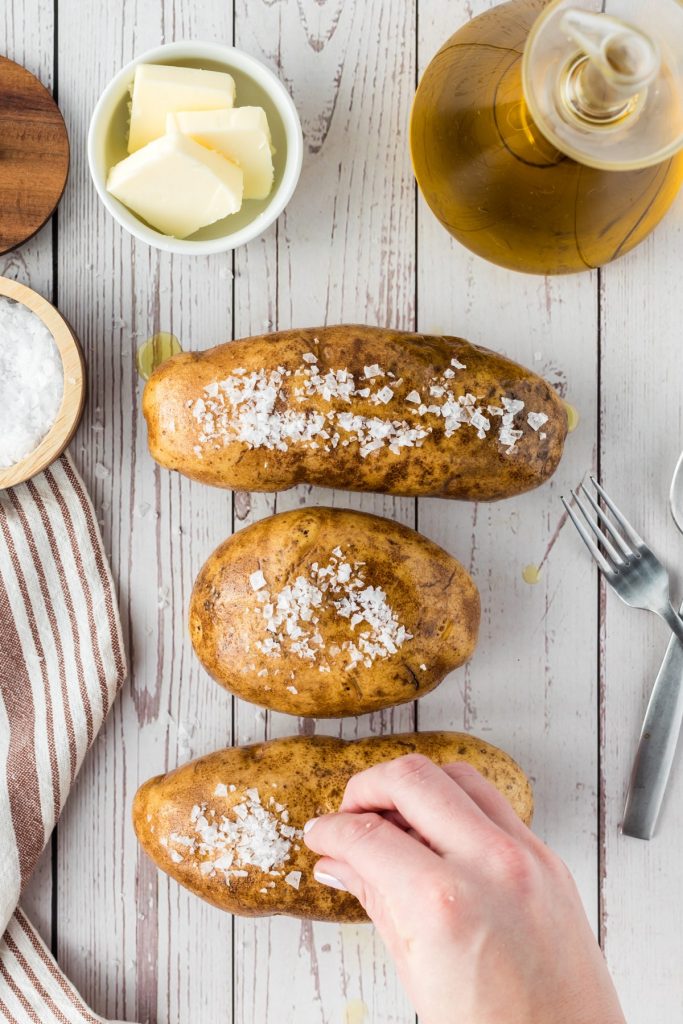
[622,601,683,840]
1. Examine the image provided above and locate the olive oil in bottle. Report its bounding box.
[410,0,683,274]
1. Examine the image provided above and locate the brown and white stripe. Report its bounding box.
[0,454,130,1024]
[0,913,128,1024]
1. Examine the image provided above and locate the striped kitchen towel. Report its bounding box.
[0,453,131,1023]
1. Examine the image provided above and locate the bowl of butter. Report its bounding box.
[88,42,303,254]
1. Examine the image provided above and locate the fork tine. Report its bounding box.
[579,483,633,559]
[561,496,614,575]
[590,476,645,548]
[570,489,625,565]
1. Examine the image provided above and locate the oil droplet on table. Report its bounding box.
[522,564,542,585]
[136,332,182,380]
[563,401,579,433]
[344,1000,368,1024]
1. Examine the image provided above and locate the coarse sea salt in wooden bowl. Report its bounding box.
[0,277,85,490]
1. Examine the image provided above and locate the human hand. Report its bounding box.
[303,754,625,1024]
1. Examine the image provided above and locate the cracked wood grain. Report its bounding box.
[13,0,680,1021]
[599,190,683,1023]
[416,0,601,948]
[54,2,235,1022]
[231,1,416,1022]
[0,0,56,951]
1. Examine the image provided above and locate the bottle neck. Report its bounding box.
[522,0,683,171]
[561,53,645,126]
[559,8,659,125]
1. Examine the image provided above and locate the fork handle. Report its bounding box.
[623,600,683,839]
[661,602,683,646]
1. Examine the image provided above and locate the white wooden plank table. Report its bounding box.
[2,1,683,1021]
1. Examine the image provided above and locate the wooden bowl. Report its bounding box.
[0,56,70,255]
[0,278,85,489]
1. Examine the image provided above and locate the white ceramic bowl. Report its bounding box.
[88,41,303,255]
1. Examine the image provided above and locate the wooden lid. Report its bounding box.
[0,277,85,490]
[0,56,70,255]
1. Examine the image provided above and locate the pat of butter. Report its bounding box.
[107,133,244,238]
[167,107,275,200]
[128,64,236,153]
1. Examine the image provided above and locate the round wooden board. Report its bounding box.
[0,55,70,255]
[0,277,85,489]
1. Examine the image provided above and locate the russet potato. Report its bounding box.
[190,506,480,717]
[133,732,534,923]
[143,325,567,501]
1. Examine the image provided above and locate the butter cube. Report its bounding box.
[167,107,275,200]
[107,133,244,238]
[128,63,236,153]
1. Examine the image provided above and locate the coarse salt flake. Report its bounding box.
[250,570,267,591]
[364,364,383,379]
[374,385,394,404]
[527,411,549,431]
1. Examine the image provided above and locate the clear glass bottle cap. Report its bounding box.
[523,0,683,169]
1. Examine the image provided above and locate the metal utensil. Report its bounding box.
[670,450,683,535]
[620,454,683,839]
[562,477,683,643]
[562,473,683,839]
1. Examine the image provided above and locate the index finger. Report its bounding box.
[339,753,495,856]
[303,808,441,899]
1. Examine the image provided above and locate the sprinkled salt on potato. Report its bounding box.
[133,732,533,922]
[142,325,568,501]
[189,507,480,717]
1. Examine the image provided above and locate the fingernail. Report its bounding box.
[314,869,347,891]
[303,817,318,834]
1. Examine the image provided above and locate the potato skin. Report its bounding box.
[133,732,533,923]
[143,325,567,501]
[190,507,480,717]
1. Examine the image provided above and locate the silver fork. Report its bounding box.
[562,477,683,645]
[562,476,683,839]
